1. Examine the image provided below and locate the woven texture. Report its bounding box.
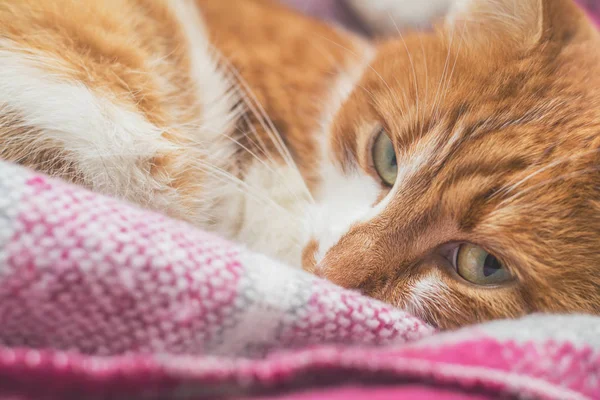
[1,161,600,400]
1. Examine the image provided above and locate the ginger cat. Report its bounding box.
[0,0,599,329]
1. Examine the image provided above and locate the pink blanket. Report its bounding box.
[1,161,600,400]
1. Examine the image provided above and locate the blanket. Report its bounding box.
[1,161,600,400]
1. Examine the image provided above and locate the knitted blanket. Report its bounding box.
[1,160,599,400]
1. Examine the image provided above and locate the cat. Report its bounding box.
[0,0,599,329]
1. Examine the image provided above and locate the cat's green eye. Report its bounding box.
[372,130,397,186]
[455,244,511,285]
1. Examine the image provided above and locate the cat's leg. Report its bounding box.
[346,0,457,34]
[0,0,237,227]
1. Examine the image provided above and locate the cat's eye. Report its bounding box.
[372,130,397,186]
[455,243,512,285]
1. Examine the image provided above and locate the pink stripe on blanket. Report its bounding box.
[0,337,597,399]
[253,385,492,400]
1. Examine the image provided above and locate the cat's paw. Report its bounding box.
[346,0,456,35]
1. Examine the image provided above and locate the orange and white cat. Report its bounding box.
[1,0,599,329]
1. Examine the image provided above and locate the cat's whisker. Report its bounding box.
[436,27,465,122]
[496,147,600,199]
[431,24,456,123]
[307,36,396,141]
[217,56,316,205]
[170,101,307,210]
[390,14,421,144]
[188,125,312,209]
[192,159,306,226]
[308,41,380,109]
[498,166,600,208]
[403,277,460,327]
[313,33,399,111]
[413,34,430,141]
[240,111,280,169]
[216,81,276,164]
[303,44,378,105]
[237,84,315,207]
[170,114,312,210]
[207,49,305,182]
[308,39,339,65]
[223,133,311,206]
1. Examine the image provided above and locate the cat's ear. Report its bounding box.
[445,0,595,51]
[445,0,544,49]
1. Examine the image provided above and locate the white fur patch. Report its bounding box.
[404,275,450,318]
[309,166,380,264]
[0,3,243,235]
[308,44,381,266]
[169,0,238,141]
[216,162,312,268]
[0,44,174,207]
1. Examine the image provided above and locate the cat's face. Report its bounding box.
[303,0,600,328]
